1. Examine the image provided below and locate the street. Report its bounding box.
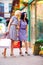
[0,48,43,65]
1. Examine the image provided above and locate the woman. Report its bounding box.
[2,10,21,57]
[19,12,29,56]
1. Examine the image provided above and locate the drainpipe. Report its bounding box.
[27,1,31,47]
[35,0,37,40]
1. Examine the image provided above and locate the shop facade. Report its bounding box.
[19,0,43,44]
[0,0,43,44]
[0,0,13,18]
[31,0,43,44]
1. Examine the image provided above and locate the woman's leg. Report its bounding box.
[25,41,30,55]
[4,48,6,57]
[10,40,14,56]
[19,41,22,53]
[2,48,6,57]
[19,41,24,56]
[25,41,28,53]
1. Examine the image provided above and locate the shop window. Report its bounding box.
[9,3,12,12]
[0,3,4,12]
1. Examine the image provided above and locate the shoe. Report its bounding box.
[2,52,6,58]
[10,54,14,56]
[19,52,24,56]
[2,52,4,55]
[10,53,16,57]
[25,51,28,54]
[25,51,30,56]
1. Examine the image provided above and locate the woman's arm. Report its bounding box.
[26,25,28,37]
[16,21,20,37]
[7,17,13,31]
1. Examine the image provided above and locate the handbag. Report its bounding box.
[13,41,20,48]
[0,39,11,48]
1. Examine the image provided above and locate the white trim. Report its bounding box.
[0,0,13,3]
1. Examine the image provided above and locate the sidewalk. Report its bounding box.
[0,48,43,65]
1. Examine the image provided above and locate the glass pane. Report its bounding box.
[0,3,4,12]
[37,1,43,39]
[9,3,12,12]
[31,2,35,44]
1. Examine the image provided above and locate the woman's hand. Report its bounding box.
[4,31,9,36]
[16,25,20,30]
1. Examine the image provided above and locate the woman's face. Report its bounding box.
[16,11,21,21]
[24,13,27,18]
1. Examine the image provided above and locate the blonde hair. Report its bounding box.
[15,10,21,21]
[15,10,21,16]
